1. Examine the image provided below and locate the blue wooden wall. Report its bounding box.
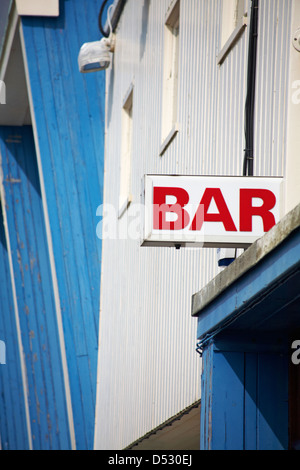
[0,197,28,450]
[0,126,70,449]
[200,333,289,450]
[21,0,107,449]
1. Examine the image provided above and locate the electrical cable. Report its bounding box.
[107,5,113,37]
[98,0,126,38]
[243,0,259,176]
[98,0,110,37]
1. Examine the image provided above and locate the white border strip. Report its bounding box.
[217,15,248,65]
[0,3,19,82]
[19,22,76,450]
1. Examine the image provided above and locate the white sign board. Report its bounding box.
[142,175,283,248]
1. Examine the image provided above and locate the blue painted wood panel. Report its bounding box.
[200,342,212,450]
[197,229,300,340]
[256,352,289,449]
[200,335,289,450]
[0,126,70,449]
[211,351,245,450]
[21,0,108,449]
[244,353,257,450]
[0,199,29,449]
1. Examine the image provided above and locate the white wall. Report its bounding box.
[94,0,293,449]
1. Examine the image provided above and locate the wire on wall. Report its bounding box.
[243,0,259,176]
[98,0,127,38]
[98,0,110,37]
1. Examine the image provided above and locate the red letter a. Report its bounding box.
[190,188,237,231]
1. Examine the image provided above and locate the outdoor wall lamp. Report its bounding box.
[78,35,114,73]
[78,3,115,73]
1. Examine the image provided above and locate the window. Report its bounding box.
[119,85,133,217]
[218,0,247,65]
[160,0,180,155]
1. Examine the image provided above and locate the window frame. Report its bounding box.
[160,0,180,156]
[118,83,134,218]
[217,0,248,65]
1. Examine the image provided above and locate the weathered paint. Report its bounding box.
[0,126,70,449]
[200,335,289,450]
[0,199,29,449]
[20,0,107,449]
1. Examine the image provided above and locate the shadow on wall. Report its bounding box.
[0,198,7,250]
[0,127,41,197]
[107,51,115,127]
[140,0,150,61]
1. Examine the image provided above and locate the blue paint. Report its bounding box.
[256,352,288,449]
[244,353,258,450]
[200,335,289,450]
[218,258,235,267]
[200,342,212,450]
[197,228,300,340]
[211,350,245,450]
[0,126,70,449]
[21,0,109,449]
[0,200,29,450]
[196,227,299,449]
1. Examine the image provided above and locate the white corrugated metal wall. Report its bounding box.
[94,0,292,449]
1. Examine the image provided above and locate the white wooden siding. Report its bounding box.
[95,0,292,449]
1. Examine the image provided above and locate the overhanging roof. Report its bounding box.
[125,400,200,451]
[192,203,300,344]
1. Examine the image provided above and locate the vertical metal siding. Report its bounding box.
[21,0,106,449]
[254,0,292,178]
[95,0,292,449]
